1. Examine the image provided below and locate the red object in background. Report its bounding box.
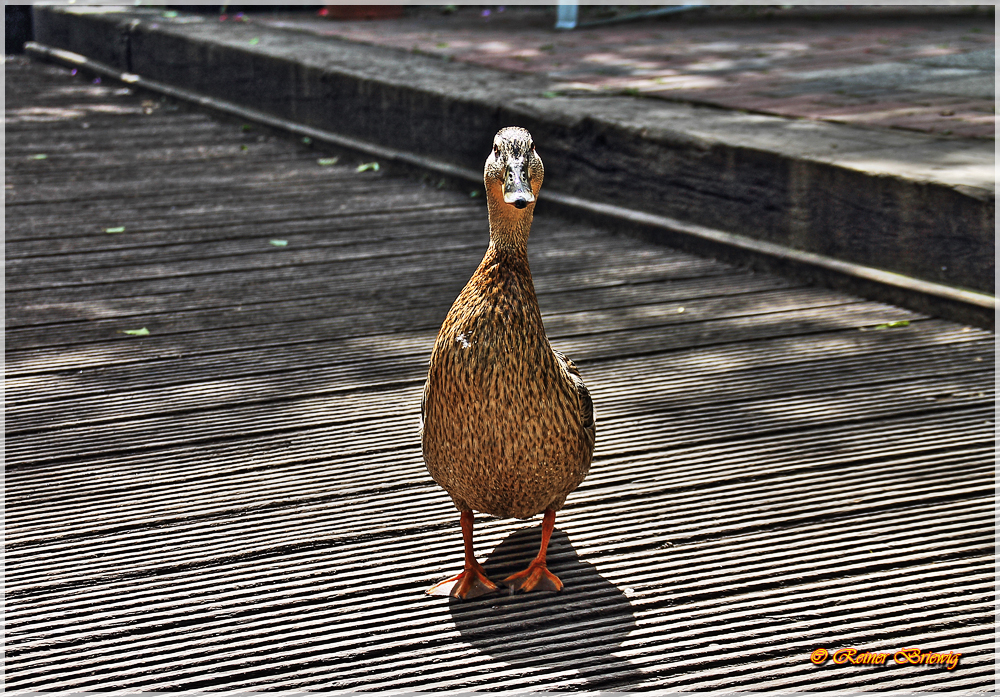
[321,6,404,20]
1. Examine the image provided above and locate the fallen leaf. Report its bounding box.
[542,91,560,98]
[469,191,480,198]
[873,320,910,330]
[357,162,380,172]
[29,154,48,160]
[302,137,312,145]
[105,226,126,234]
[269,239,288,247]
[240,144,249,151]
[163,10,179,18]
[317,157,339,166]
[241,123,252,131]
[120,328,150,336]
[249,37,260,45]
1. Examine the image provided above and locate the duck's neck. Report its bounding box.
[487,196,534,257]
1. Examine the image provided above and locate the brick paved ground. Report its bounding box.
[252,5,994,139]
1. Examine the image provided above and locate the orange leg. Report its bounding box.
[503,509,563,593]
[426,510,498,599]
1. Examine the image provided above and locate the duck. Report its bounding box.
[421,126,596,599]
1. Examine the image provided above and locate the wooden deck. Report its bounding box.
[5,55,995,691]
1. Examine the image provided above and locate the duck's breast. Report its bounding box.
[422,260,592,518]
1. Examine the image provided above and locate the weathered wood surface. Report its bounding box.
[5,56,995,691]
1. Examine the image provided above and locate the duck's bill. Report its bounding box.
[503,166,535,209]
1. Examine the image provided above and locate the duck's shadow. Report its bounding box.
[446,526,645,690]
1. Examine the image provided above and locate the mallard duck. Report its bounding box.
[421,127,596,599]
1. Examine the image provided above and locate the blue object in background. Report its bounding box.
[556,2,579,30]
[557,4,704,30]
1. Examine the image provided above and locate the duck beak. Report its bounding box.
[502,161,535,210]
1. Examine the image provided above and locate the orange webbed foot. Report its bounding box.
[427,562,498,599]
[503,560,563,594]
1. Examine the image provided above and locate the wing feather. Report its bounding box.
[552,347,595,435]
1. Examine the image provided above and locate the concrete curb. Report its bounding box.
[31,6,995,328]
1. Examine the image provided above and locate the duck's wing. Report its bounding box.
[552,347,595,436]
[419,378,428,435]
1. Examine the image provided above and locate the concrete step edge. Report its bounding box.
[24,40,995,330]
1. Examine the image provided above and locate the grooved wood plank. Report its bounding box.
[5,55,993,692]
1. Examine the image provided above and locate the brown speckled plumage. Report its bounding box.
[421,127,596,523]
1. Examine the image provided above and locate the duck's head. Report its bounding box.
[484,126,544,212]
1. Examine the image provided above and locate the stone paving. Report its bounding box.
[252,5,994,139]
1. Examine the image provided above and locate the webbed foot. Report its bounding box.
[427,562,498,599]
[503,560,563,593]
[426,510,498,600]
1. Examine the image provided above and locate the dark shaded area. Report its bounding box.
[5,5,32,54]
[448,527,646,690]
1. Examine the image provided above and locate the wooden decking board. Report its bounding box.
[7,428,992,555]
[5,532,988,672]
[5,299,920,372]
[9,473,991,592]
[6,444,991,593]
[3,328,993,460]
[6,538,981,635]
[6,331,991,434]
[6,409,990,516]
[7,555,992,689]
[5,316,985,395]
[4,211,488,263]
[6,152,392,173]
[5,231,725,286]
[9,138,314,167]
[5,56,993,690]
[13,573,989,669]
[6,286,854,354]
[3,245,727,301]
[6,333,989,431]
[8,495,990,615]
[5,180,428,211]
[9,513,988,649]
[4,204,486,249]
[4,184,458,226]
[5,273,793,332]
[4,167,418,201]
[6,361,990,468]
[7,411,990,545]
[11,438,989,560]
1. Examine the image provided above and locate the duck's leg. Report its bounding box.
[503,509,563,593]
[426,510,498,599]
